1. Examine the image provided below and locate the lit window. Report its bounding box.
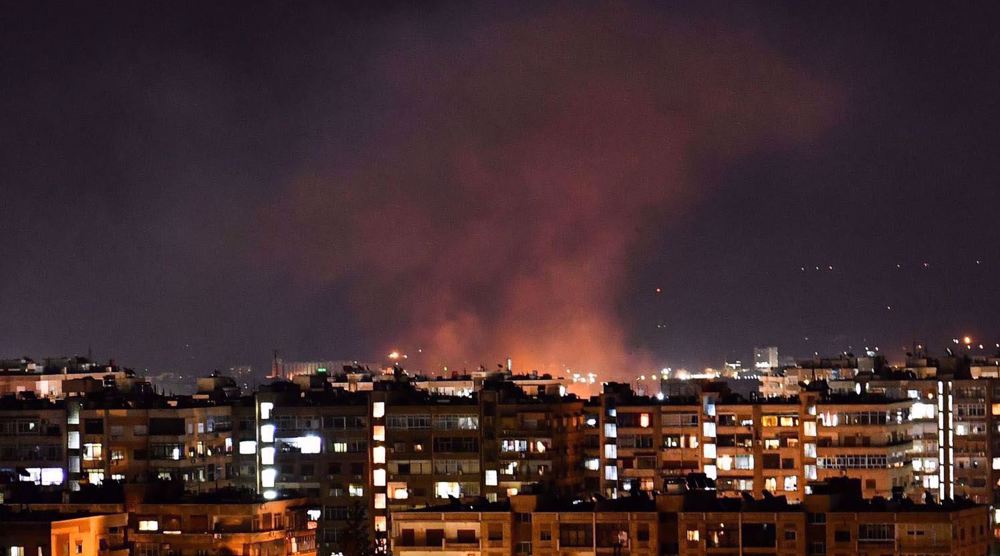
[260,424,275,443]
[40,468,64,485]
[604,444,617,459]
[485,470,498,486]
[604,465,617,481]
[349,484,364,497]
[640,413,650,428]
[435,481,460,498]
[372,402,385,419]
[389,482,409,499]
[375,516,387,532]
[686,529,699,541]
[263,489,278,500]
[261,447,275,465]
[261,468,277,488]
[373,469,386,486]
[289,436,321,454]
[373,446,386,464]
[138,520,159,531]
[374,493,386,509]
[702,422,716,438]
[584,458,599,471]
[803,421,817,437]
[805,464,817,480]
[260,402,274,420]
[703,443,716,458]
[239,440,257,454]
[373,425,385,442]
[83,443,103,461]
[717,455,733,471]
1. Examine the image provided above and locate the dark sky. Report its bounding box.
[2,1,999,377]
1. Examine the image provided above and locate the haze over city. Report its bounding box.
[3,2,1000,378]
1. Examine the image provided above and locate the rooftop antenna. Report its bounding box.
[270,349,282,379]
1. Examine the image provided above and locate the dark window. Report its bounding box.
[433,437,479,453]
[190,515,209,532]
[401,529,415,546]
[560,524,591,547]
[740,523,776,548]
[762,454,780,469]
[149,418,185,435]
[834,530,850,543]
[637,524,650,542]
[456,530,476,543]
[426,529,444,547]
[84,419,104,434]
[784,529,796,541]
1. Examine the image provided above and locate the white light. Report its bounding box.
[239,440,257,454]
[373,446,386,464]
[261,468,277,488]
[260,424,275,443]
[260,402,274,420]
[287,436,321,454]
[485,470,498,486]
[263,489,278,500]
[261,447,275,465]
[372,402,385,419]
[374,469,386,486]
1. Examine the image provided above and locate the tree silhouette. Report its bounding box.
[339,500,373,556]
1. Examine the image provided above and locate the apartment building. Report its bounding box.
[391,476,989,556]
[128,492,316,556]
[247,376,587,556]
[0,397,68,490]
[392,495,659,556]
[0,508,128,556]
[594,383,913,502]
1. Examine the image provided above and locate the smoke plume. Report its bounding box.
[259,5,839,376]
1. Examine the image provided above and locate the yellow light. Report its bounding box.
[388,351,400,360]
[964,336,973,345]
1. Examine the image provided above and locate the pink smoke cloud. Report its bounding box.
[257,5,841,377]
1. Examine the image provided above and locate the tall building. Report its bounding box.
[753,347,779,371]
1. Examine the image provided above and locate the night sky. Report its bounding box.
[2,2,999,377]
